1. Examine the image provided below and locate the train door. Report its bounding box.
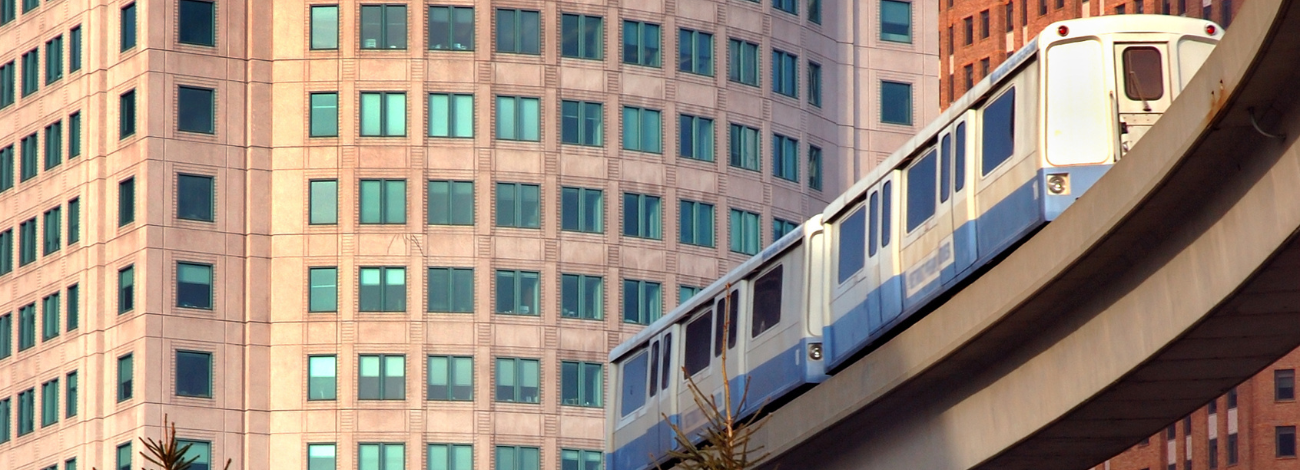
[677,308,718,437]
[878,174,903,327]
[710,285,747,413]
[1114,42,1172,156]
[900,145,951,310]
[948,114,978,278]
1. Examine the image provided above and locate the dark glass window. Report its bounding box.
[359,179,407,224]
[561,274,603,320]
[43,206,61,255]
[496,9,540,54]
[963,16,973,45]
[980,88,1016,175]
[178,174,215,222]
[623,192,662,239]
[179,0,216,47]
[428,267,474,313]
[678,29,713,76]
[619,351,648,416]
[45,36,63,85]
[773,133,799,181]
[175,350,213,397]
[808,62,823,107]
[622,20,661,67]
[44,121,62,170]
[1280,426,1297,457]
[882,81,913,125]
[117,353,134,401]
[119,265,135,314]
[684,311,712,376]
[1123,47,1165,101]
[429,6,474,51]
[496,270,540,315]
[20,133,37,181]
[623,279,662,325]
[358,354,406,400]
[495,357,540,403]
[308,355,337,400]
[774,0,798,14]
[561,14,602,59]
[65,371,77,417]
[772,50,798,98]
[69,112,81,158]
[561,100,603,146]
[728,39,760,86]
[121,3,137,52]
[837,208,866,284]
[561,361,602,407]
[21,49,38,96]
[120,89,137,139]
[1278,369,1296,400]
[980,10,990,38]
[119,177,136,226]
[679,114,715,161]
[495,183,540,228]
[906,149,937,232]
[751,266,783,338]
[66,283,79,331]
[360,5,408,50]
[561,187,603,233]
[309,267,337,312]
[310,92,338,137]
[680,200,715,247]
[177,262,214,309]
[358,266,406,312]
[427,180,474,225]
[359,92,407,137]
[427,356,473,401]
[309,180,338,224]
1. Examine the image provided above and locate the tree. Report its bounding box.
[96,414,233,470]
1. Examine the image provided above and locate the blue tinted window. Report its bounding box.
[981,88,1016,175]
[882,181,893,246]
[868,192,879,257]
[940,134,951,202]
[906,150,937,232]
[955,122,967,191]
[836,208,865,284]
[619,351,648,416]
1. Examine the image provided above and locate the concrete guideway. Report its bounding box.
[752,0,1300,467]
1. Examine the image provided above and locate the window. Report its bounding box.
[774,0,798,14]
[495,183,540,228]
[981,88,1016,175]
[1040,0,1049,14]
[561,100,603,146]
[561,274,603,320]
[773,134,799,181]
[678,29,714,76]
[772,50,798,98]
[117,442,132,470]
[0,145,11,191]
[561,361,602,407]
[22,0,34,13]
[305,92,340,137]
[963,64,974,91]
[622,106,662,153]
[310,6,339,50]
[119,265,135,313]
[808,62,823,107]
[962,16,974,45]
[730,209,761,255]
[359,179,407,224]
[561,187,603,233]
[308,444,336,470]
[177,262,214,309]
[360,5,407,49]
[0,62,13,109]
[428,356,473,401]
[120,89,136,139]
[561,14,602,59]
[1278,369,1296,400]
[496,270,540,315]
[359,267,406,312]
[906,149,938,233]
[882,0,912,43]
[773,218,798,240]
[0,0,11,24]
[496,9,540,54]
[684,313,711,375]
[0,314,8,358]
[980,58,990,78]
[1222,0,1233,27]
[679,114,715,161]
[358,443,404,470]
[680,200,715,247]
[496,96,541,141]
[359,92,407,136]
[429,444,473,470]
[623,21,661,67]
[358,355,406,400]
[1005,2,1014,31]
[620,351,649,415]
[22,49,38,96]
[65,371,77,417]
[623,193,662,239]
[21,133,37,181]
[19,218,35,265]
[429,6,474,51]
[623,279,662,325]
[66,284,79,331]
[1136,0,1145,13]
[881,81,913,125]
[428,267,473,313]
[118,353,134,401]
[45,36,62,85]
[1281,426,1297,457]
[1210,437,1219,469]
[43,207,61,255]
[309,180,338,225]
[41,378,57,427]
[428,93,473,138]
[42,293,59,340]
[1123,47,1165,101]
[308,355,337,400]
[496,446,540,470]
[808,145,823,190]
[121,3,137,51]
[1228,432,1239,464]
[19,303,34,350]
[66,458,78,470]
[980,10,990,38]
[177,441,211,470]
[18,388,33,435]
[728,39,760,86]
[0,398,7,443]
[69,112,81,158]
[0,229,9,275]
[179,0,216,47]
[176,350,213,397]
[309,267,338,312]
[495,357,540,403]
[178,174,215,222]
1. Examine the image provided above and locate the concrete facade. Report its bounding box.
[0,1,935,469]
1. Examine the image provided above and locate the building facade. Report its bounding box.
[0,1,935,469]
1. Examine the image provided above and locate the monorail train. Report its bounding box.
[607,14,1222,470]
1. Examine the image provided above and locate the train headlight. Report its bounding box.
[1047,173,1070,195]
[808,343,823,361]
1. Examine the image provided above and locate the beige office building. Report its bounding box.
[0,0,934,469]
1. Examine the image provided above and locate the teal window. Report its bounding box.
[622,192,662,239]
[774,0,798,14]
[428,180,474,225]
[359,5,407,50]
[561,100,603,146]
[622,106,662,153]
[121,3,137,52]
[774,218,799,240]
[679,285,702,306]
[496,9,540,54]
[41,292,59,340]
[176,350,212,397]
[427,356,473,401]
[561,14,602,60]
[43,206,62,255]
[70,26,82,72]
[678,29,714,76]
[428,93,473,138]
[496,446,540,470]
[728,39,760,86]
[0,61,13,108]
[66,458,77,470]
[178,0,216,47]
[359,92,406,137]
[495,182,540,228]
[428,6,474,51]
[678,114,714,161]
[66,284,79,331]
[561,449,602,470]
[119,177,135,225]
[773,133,799,181]
[622,279,661,325]
[0,0,11,24]
[178,86,216,134]
[119,265,135,314]
[495,96,540,141]
[0,398,8,443]
[0,145,10,191]
[729,123,760,171]
[310,92,339,137]
[810,0,822,23]
[561,274,603,320]
[359,266,406,312]
[308,444,336,470]
[561,186,603,233]
[21,49,38,96]
[495,270,540,315]
[22,0,35,13]
[177,440,211,470]
[622,20,661,67]
[679,200,715,247]
[18,303,34,350]
[881,81,913,125]
[18,388,33,435]
[117,442,132,470]
[120,89,136,139]
[41,378,58,427]
[772,50,798,98]
[45,36,63,85]
[178,174,215,222]
[808,145,823,190]
[65,371,77,417]
[427,267,473,313]
[309,267,338,312]
[730,209,761,255]
[69,112,81,158]
[309,179,338,225]
[560,361,602,407]
[0,229,9,275]
[428,444,473,470]
[310,6,339,50]
[881,0,913,43]
[177,262,214,309]
[358,443,405,470]
[308,355,337,400]
[19,218,35,265]
[495,358,540,403]
[359,179,407,224]
[117,353,134,401]
[808,61,822,107]
[0,313,10,358]
[21,133,37,181]
[358,355,405,400]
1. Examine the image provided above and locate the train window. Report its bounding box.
[660,333,672,391]
[1123,47,1164,101]
[980,88,1016,176]
[649,341,660,397]
[906,149,937,233]
[727,290,739,349]
[751,266,784,338]
[940,134,952,203]
[954,123,966,191]
[868,192,879,257]
[836,208,866,284]
[620,351,649,417]
[713,291,739,355]
[684,312,712,376]
[881,182,892,246]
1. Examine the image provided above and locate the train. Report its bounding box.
[607,14,1223,470]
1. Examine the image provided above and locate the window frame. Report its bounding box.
[358,266,407,312]
[729,208,761,255]
[678,28,714,76]
[427,267,474,313]
[495,357,541,403]
[427,355,474,401]
[176,262,215,310]
[621,106,662,154]
[495,95,541,141]
[175,350,214,398]
[561,100,603,147]
[622,192,662,240]
[309,266,339,312]
[495,182,541,228]
[358,179,407,225]
[428,5,475,51]
[359,4,409,50]
[358,91,408,137]
[561,13,603,60]
[495,269,541,315]
[178,0,217,47]
[622,279,662,325]
[495,8,541,55]
[622,20,662,67]
[560,273,604,320]
[561,186,604,233]
[679,199,716,248]
[428,93,474,138]
[357,354,406,400]
[177,173,216,222]
[427,180,475,225]
[727,38,760,86]
[310,5,340,50]
[560,361,603,408]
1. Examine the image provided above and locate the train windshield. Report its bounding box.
[1123,47,1165,101]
